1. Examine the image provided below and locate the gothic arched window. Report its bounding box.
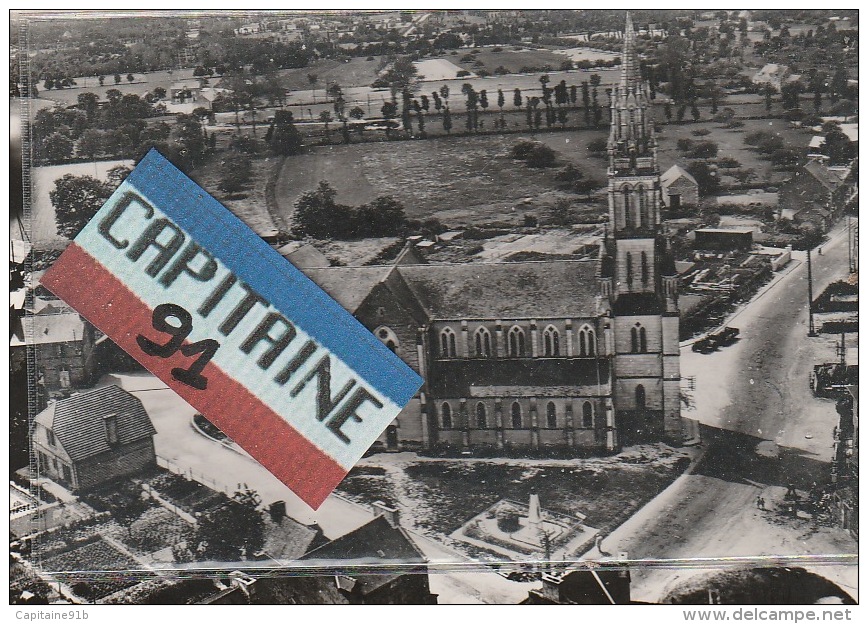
[641,251,649,283]
[578,325,596,357]
[631,325,639,353]
[637,186,646,227]
[476,402,487,429]
[474,327,492,358]
[546,402,557,428]
[508,326,526,357]
[375,326,399,353]
[440,327,457,358]
[441,402,453,429]
[640,326,647,353]
[622,186,633,227]
[542,325,560,356]
[635,385,646,411]
[511,402,522,429]
[582,402,594,428]
[625,252,633,284]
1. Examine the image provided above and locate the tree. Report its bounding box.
[764,84,775,112]
[76,129,103,160]
[374,55,420,95]
[152,86,166,100]
[664,100,673,122]
[513,88,522,108]
[307,73,318,101]
[354,196,407,237]
[265,110,304,156]
[292,181,353,238]
[76,92,100,121]
[442,105,452,134]
[98,75,105,86]
[685,161,720,197]
[172,114,207,169]
[113,73,122,84]
[349,106,365,120]
[194,488,265,561]
[50,174,112,238]
[319,110,333,140]
[126,73,135,84]
[41,132,74,163]
[781,82,802,111]
[106,165,131,186]
[218,153,252,193]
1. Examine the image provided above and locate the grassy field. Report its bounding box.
[275,56,385,91]
[273,129,612,229]
[448,46,572,74]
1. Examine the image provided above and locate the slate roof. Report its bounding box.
[803,161,845,192]
[301,515,427,595]
[302,266,392,313]
[276,242,331,269]
[302,259,601,321]
[261,516,322,561]
[11,313,85,348]
[397,260,600,319]
[660,164,698,189]
[33,386,156,462]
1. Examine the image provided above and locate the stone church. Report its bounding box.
[300,14,682,454]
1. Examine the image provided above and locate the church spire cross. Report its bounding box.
[620,12,641,90]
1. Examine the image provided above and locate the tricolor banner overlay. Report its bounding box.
[42,149,423,510]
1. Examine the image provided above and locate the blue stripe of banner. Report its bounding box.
[126,149,422,406]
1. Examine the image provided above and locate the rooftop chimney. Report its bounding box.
[372,500,400,528]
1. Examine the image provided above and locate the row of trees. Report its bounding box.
[292,181,407,240]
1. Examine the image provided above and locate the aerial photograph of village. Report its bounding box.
[9,8,858,606]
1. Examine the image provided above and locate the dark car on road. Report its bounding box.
[692,327,739,353]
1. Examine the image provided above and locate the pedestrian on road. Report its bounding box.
[759,497,765,510]
[756,494,762,509]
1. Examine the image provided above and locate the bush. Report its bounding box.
[689,140,719,159]
[677,138,695,152]
[691,128,711,137]
[587,137,608,153]
[716,156,741,169]
[456,70,471,78]
[218,154,252,193]
[526,143,556,168]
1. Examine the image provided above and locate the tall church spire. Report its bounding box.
[620,12,641,89]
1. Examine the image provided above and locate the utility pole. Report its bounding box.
[807,247,816,337]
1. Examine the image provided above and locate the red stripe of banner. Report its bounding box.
[42,243,346,509]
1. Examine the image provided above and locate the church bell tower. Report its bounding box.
[599,13,682,445]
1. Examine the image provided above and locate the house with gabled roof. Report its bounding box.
[10,311,96,398]
[660,164,699,211]
[31,385,157,491]
[779,161,852,231]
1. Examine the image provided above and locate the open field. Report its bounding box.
[273,131,610,229]
[37,68,198,107]
[415,58,473,81]
[449,46,576,75]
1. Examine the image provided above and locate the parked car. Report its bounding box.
[692,327,739,353]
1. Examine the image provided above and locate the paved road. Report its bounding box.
[601,219,859,602]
